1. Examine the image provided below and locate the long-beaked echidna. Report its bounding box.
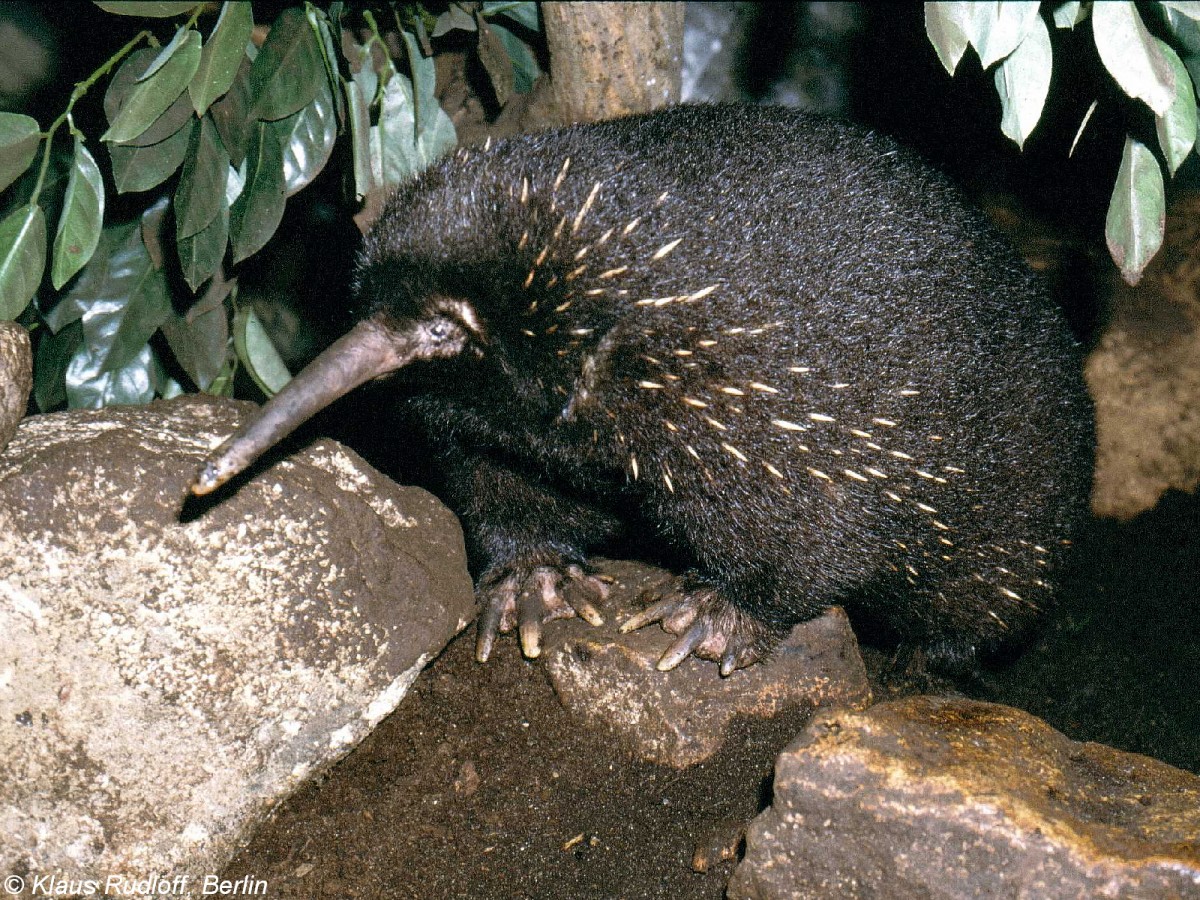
[192,104,1093,675]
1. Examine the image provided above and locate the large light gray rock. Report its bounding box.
[729,696,1200,899]
[0,396,474,895]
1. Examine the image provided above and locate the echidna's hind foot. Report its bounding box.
[475,560,610,662]
[620,576,780,676]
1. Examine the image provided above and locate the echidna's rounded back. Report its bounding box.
[359,104,1093,659]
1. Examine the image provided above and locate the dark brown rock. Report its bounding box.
[729,696,1200,899]
[543,560,872,768]
[0,396,474,888]
[0,321,31,453]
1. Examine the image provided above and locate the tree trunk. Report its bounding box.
[542,2,684,126]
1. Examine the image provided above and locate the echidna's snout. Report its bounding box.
[190,312,470,496]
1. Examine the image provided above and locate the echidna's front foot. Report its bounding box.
[620,578,779,676]
[475,560,610,662]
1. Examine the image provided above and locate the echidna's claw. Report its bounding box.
[621,577,777,675]
[618,596,684,634]
[475,561,609,662]
[475,586,508,662]
[657,619,709,671]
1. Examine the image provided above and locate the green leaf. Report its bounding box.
[1051,1,1088,29]
[141,195,170,270]
[66,341,164,407]
[270,81,337,197]
[490,22,539,94]
[107,116,194,193]
[233,305,291,396]
[401,30,437,141]
[433,5,477,37]
[373,77,420,186]
[373,39,456,188]
[1106,136,1165,285]
[43,222,128,334]
[178,184,228,290]
[248,7,325,121]
[995,16,1052,149]
[951,1,1042,69]
[176,114,230,240]
[104,48,195,148]
[482,1,539,31]
[102,32,202,144]
[925,3,972,74]
[1161,1,1200,21]
[93,1,199,16]
[1092,1,1175,116]
[88,240,172,372]
[161,269,233,390]
[0,113,41,194]
[229,121,286,263]
[210,54,253,166]
[207,354,236,396]
[1164,6,1200,56]
[33,319,80,411]
[140,23,195,82]
[49,221,171,374]
[0,204,46,320]
[190,1,254,115]
[348,39,380,108]
[308,6,346,124]
[347,36,388,195]
[120,90,195,149]
[51,138,105,289]
[1154,39,1198,175]
[345,76,374,200]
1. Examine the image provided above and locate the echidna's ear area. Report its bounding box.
[350,253,433,324]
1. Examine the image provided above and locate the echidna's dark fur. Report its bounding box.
[354,104,1093,670]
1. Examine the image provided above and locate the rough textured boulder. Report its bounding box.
[0,321,31,453]
[729,696,1200,899]
[0,396,474,893]
[543,560,873,768]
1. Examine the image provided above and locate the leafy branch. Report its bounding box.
[926,0,1200,285]
[0,0,541,409]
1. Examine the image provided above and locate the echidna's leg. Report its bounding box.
[620,574,791,676]
[433,444,622,661]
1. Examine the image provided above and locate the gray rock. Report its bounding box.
[0,396,474,894]
[543,560,872,768]
[729,696,1200,899]
[0,321,31,453]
